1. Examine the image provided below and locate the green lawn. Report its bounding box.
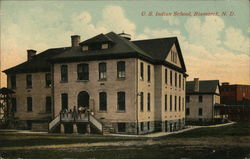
[0,122,249,159]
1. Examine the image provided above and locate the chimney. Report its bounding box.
[194,78,199,92]
[222,82,229,86]
[71,35,80,47]
[118,32,131,40]
[27,49,37,60]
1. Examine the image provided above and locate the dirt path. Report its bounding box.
[1,138,250,151]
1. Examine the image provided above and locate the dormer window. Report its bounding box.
[101,43,109,49]
[82,45,88,51]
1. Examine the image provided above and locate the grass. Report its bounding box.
[0,121,249,159]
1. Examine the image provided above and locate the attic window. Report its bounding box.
[82,45,88,51]
[101,43,109,49]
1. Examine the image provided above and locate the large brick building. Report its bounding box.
[3,32,187,134]
[220,83,250,105]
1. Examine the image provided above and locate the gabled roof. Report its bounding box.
[50,32,153,62]
[3,31,187,74]
[79,33,114,45]
[186,80,220,95]
[132,37,186,72]
[3,47,69,74]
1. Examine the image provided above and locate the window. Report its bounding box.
[10,75,16,89]
[61,93,68,111]
[170,71,172,86]
[165,69,168,84]
[182,97,184,111]
[45,73,51,87]
[140,92,144,112]
[140,122,144,131]
[147,65,151,82]
[27,97,32,112]
[117,92,125,111]
[61,65,68,82]
[118,123,126,132]
[165,94,167,111]
[198,108,203,116]
[175,72,177,87]
[147,122,150,130]
[170,95,172,111]
[140,62,144,80]
[101,43,109,49]
[183,78,185,90]
[117,61,125,78]
[12,98,16,112]
[99,92,107,111]
[82,45,88,51]
[186,96,190,103]
[186,108,190,115]
[175,96,177,111]
[46,96,52,113]
[77,64,89,80]
[26,75,32,88]
[179,96,181,111]
[99,63,107,80]
[199,95,203,103]
[147,93,150,111]
[179,74,181,88]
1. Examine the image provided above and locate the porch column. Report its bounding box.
[60,123,65,134]
[73,123,78,134]
[86,123,91,134]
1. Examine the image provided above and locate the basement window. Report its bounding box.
[118,123,126,132]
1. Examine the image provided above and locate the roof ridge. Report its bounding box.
[106,32,153,59]
[132,36,177,42]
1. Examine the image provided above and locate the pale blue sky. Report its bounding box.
[1,0,249,86]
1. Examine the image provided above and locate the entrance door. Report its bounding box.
[77,91,89,109]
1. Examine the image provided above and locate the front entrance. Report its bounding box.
[77,91,89,109]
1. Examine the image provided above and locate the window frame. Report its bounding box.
[186,108,190,116]
[147,93,150,111]
[26,74,32,88]
[199,95,203,103]
[99,92,107,111]
[99,62,107,80]
[77,63,89,81]
[61,65,68,82]
[45,73,51,88]
[140,92,144,112]
[117,92,125,111]
[186,96,190,103]
[140,62,144,80]
[10,75,16,89]
[61,93,68,111]
[45,96,52,113]
[27,97,32,112]
[165,69,168,84]
[147,65,151,82]
[170,95,172,111]
[117,61,126,79]
[198,108,203,116]
[12,98,17,112]
[165,94,167,111]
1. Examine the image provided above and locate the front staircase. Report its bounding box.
[49,112,103,134]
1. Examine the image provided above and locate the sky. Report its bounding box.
[0,0,249,87]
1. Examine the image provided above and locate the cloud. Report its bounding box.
[183,42,250,84]
[97,6,136,37]
[163,16,180,26]
[185,16,225,48]
[224,27,249,54]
